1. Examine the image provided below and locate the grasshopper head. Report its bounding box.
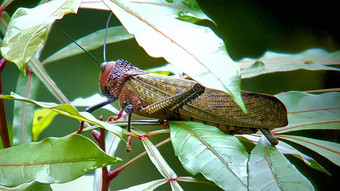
[99,59,147,101]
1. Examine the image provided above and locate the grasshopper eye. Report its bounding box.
[100,62,107,72]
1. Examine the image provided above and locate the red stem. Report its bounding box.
[0,58,11,148]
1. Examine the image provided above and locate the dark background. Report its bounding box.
[2,0,339,190]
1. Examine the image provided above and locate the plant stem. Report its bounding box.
[0,58,11,148]
[98,128,111,191]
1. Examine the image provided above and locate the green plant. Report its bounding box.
[0,0,339,190]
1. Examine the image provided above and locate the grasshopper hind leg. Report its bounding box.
[259,128,279,145]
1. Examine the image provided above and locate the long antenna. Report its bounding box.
[103,12,113,63]
[55,25,101,66]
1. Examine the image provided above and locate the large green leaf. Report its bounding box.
[170,121,248,190]
[0,0,81,75]
[12,72,39,145]
[239,49,340,78]
[248,136,314,191]
[101,0,247,113]
[0,93,122,137]
[277,135,340,166]
[274,91,340,133]
[0,134,121,187]
[42,26,134,64]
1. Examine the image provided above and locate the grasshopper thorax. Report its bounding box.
[99,59,147,101]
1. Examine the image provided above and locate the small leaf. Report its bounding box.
[80,0,109,10]
[0,134,121,187]
[0,181,52,191]
[27,57,70,104]
[274,91,340,133]
[170,121,248,190]
[239,49,340,78]
[12,72,39,145]
[0,11,10,35]
[42,26,134,64]
[0,93,122,137]
[276,140,331,176]
[248,136,314,191]
[239,134,331,176]
[0,0,81,75]
[32,108,58,141]
[141,136,177,179]
[102,0,247,112]
[277,135,340,166]
[118,179,168,191]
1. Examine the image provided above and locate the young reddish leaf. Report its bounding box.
[170,121,248,190]
[0,135,121,187]
[0,0,81,75]
[248,136,314,191]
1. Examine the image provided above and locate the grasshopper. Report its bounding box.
[88,59,288,145]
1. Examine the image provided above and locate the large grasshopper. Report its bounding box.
[87,59,288,145]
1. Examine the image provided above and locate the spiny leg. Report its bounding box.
[259,128,279,145]
[123,103,133,152]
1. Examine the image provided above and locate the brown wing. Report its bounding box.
[126,74,196,105]
[179,89,288,129]
[126,74,288,130]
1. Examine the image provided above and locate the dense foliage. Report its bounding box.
[0,0,339,190]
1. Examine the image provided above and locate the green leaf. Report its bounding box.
[239,49,340,78]
[0,93,122,138]
[27,57,70,104]
[248,136,314,191]
[0,134,121,187]
[12,73,40,145]
[274,91,340,133]
[0,0,81,75]
[170,121,248,190]
[277,135,340,166]
[102,0,247,113]
[141,136,177,179]
[0,181,52,191]
[118,179,168,191]
[239,134,331,176]
[32,108,58,141]
[42,26,134,64]
[276,140,331,176]
[80,0,109,10]
[0,11,10,35]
